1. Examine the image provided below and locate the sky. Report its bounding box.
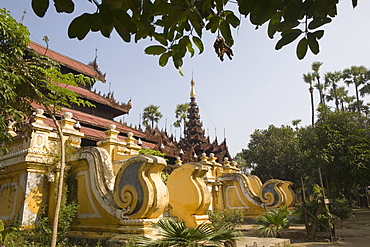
[2,1,370,157]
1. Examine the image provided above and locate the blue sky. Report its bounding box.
[2,1,370,156]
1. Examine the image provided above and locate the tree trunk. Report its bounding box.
[50,118,65,247]
[333,83,339,110]
[316,76,324,105]
[355,82,361,112]
[309,86,315,127]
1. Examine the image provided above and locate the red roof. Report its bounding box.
[60,83,130,114]
[33,103,144,137]
[29,42,105,82]
[43,116,157,150]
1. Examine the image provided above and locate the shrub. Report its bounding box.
[299,184,334,232]
[256,206,291,238]
[0,220,16,246]
[139,149,166,158]
[208,209,244,229]
[135,218,240,246]
[330,198,354,228]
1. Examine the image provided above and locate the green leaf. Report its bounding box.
[302,0,315,17]
[186,40,195,57]
[296,37,308,60]
[187,9,204,37]
[225,12,240,28]
[192,36,204,54]
[284,0,302,24]
[113,20,130,42]
[307,32,319,54]
[100,24,113,38]
[172,55,183,69]
[32,0,49,17]
[315,0,338,18]
[313,30,324,40]
[275,29,302,50]
[112,9,136,32]
[238,0,257,16]
[179,36,189,47]
[206,16,219,31]
[179,36,194,57]
[112,9,136,42]
[153,33,168,46]
[277,20,300,32]
[308,17,331,30]
[135,25,155,42]
[172,43,187,60]
[99,4,113,26]
[249,0,279,26]
[145,45,167,55]
[268,12,281,39]
[159,52,171,67]
[202,0,212,12]
[90,13,102,32]
[68,13,92,40]
[53,0,74,13]
[219,20,233,46]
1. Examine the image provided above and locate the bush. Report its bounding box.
[0,220,16,246]
[5,186,78,247]
[207,209,244,229]
[256,206,290,238]
[330,198,354,228]
[135,218,240,246]
[299,184,334,232]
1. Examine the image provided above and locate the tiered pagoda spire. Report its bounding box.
[178,78,231,162]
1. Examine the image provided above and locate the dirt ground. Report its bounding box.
[241,208,370,247]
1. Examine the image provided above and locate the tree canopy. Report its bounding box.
[0,8,32,144]
[238,62,370,199]
[239,108,370,199]
[0,8,94,145]
[240,124,303,184]
[30,0,359,73]
[299,108,370,198]
[1,10,95,246]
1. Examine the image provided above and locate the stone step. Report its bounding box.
[236,237,291,247]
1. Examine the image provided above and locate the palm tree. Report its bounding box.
[316,76,331,106]
[324,71,342,110]
[348,100,369,114]
[303,72,315,126]
[359,70,370,97]
[173,103,189,136]
[343,95,356,111]
[342,66,369,113]
[335,86,349,111]
[142,104,163,129]
[136,219,240,247]
[311,61,324,105]
[291,119,302,130]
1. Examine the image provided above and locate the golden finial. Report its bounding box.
[20,9,27,24]
[190,72,196,98]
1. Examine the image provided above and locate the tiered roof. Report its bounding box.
[178,79,231,162]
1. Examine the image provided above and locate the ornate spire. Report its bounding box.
[176,77,232,163]
[190,77,196,99]
[177,77,208,162]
